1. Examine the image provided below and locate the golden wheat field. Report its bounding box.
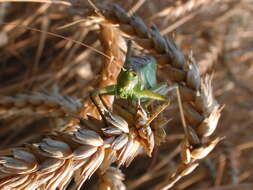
[0,0,252,190]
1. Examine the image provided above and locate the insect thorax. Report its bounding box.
[116,69,139,98]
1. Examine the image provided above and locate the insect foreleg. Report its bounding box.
[90,85,116,122]
[90,85,116,107]
[91,85,116,96]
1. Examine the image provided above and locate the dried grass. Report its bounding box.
[0,0,252,190]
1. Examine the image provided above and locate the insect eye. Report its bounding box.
[131,71,137,77]
[127,69,137,78]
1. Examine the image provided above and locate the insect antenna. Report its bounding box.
[0,21,115,62]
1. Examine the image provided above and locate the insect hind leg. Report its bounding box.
[144,83,188,137]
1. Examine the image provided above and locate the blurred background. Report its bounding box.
[0,0,252,189]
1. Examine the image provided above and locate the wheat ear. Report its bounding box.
[0,100,145,189]
[0,92,81,119]
[93,4,223,188]
[78,20,125,120]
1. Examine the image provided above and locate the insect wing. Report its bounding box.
[128,56,157,89]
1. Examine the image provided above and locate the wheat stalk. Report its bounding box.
[152,0,222,20]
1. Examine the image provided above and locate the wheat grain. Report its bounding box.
[97,167,126,190]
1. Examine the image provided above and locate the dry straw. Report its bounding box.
[152,0,222,20]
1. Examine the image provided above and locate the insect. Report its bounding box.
[90,40,187,135]
[90,41,170,106]
[90,41,187,145]
[89,40,189,157]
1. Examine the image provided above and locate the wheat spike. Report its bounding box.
[0,92,81,119]
[78,21,125,120]
[92,4,223,189]
[0,102,145,189]
[0,127,103,189]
